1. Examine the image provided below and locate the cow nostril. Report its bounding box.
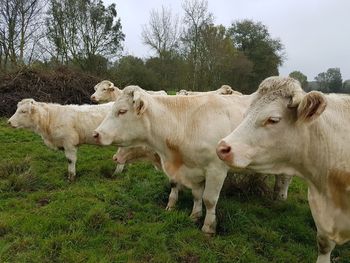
[93,131,99,139]
[220,146,231,155]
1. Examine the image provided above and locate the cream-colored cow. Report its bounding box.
[8,99,113,181]
[91,80,167,103]
[92,85,257,234]
[91,80,121,103]
[176,85,242,96]
[217,76,350,263]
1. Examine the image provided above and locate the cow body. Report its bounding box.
[176,85,242,96]
[91,80,167,103]
[217,76,350,262]
[94,86,254,234]
[8,99,113,181]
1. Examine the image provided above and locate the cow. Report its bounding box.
[91,80,121,103]
[91,80,167,103]
[92,85,291,235]
[112,146,162,173]
[176,85,242,96]
[217,76,350,263]
[8,98,113,181]
[177,84,292,201]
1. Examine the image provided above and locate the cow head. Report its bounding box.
[217,76,327,175]
[218,85,234,95]
[176,89,189,95]
[93,85,150,146]
[91,80,120,103]
[8,98,40,130]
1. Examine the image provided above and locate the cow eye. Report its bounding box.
[118,109,127,116]
[264,117,281,126]
[21,110,27,114]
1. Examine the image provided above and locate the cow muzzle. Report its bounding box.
[216,140,253,169]
[216,140,233,162]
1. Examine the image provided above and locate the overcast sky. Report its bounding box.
[106,0,350,80]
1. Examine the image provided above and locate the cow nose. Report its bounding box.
[93,131,99,139]
[7,120,11,125]
[91,95,96,101]
[216,141,232,161]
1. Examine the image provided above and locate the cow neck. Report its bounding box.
[146,97,185,161]
[299,110,349,193]
[34,104,52,137]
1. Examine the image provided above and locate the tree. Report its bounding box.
[112,55,157,90]
[0,0,45,69]
[192,24,252,91]
[315,68,343,93]
[46,0,124,69]
[343,79,350,93]
[181,0,213,90]
[327,68,342,92]
[142,6,180,59]
[289,71,308,90]
[228,19,285,92]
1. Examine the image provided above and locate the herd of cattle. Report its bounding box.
[7,76,350,263]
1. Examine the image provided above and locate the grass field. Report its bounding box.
[0,118,349,263]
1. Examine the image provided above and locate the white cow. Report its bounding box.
[91,80,121,103]
[91,80,167,103]
[92,85,266,235]
[217,76,350,263]
[112,146,162,174]
[8,98,113,181]
[177,84,292,201]
[176,85,242,96]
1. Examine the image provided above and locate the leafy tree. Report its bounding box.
[327,68,342,92]
[112,55,157,90]
[46,0,124,70]
[343,79,350,93]
[146,51,188,91]
[228,19,285,92]
[315,68,343,93]
[289,71,308,90]
[194,24,252,91]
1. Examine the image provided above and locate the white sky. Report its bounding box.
[106,0,350,81]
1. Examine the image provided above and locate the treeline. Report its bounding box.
[1,0,347,94]
[0,0,285,94]
[290,68,349,94]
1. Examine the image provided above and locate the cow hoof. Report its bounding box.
[190,211,202,222]
[273,192,287,201]
[68,174,76,182]
[201,224,216,236]
[165,205,175,211]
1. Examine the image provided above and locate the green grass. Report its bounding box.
[0,118,349,262]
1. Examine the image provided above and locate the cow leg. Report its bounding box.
[113,164,125,175]
[201,171,226,235]
[316,234,335,263]
[273,174,293,200]
[166,181,180,211]
[64,147,77,181]
[190,183,205,221]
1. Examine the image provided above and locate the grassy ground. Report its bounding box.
[0,118,349,263]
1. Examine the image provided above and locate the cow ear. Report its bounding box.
[297,91,327,122]
[133,91,148,116]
